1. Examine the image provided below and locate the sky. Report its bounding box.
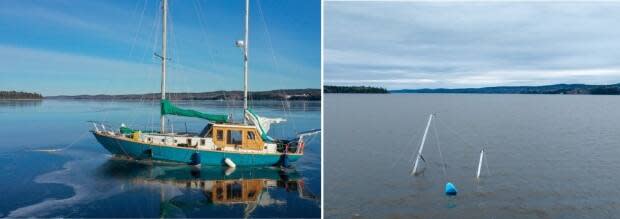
[325,1,620,89]
[0,0,320,96]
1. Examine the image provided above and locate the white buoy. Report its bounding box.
[224,158,236,168]
[476,149,484,179]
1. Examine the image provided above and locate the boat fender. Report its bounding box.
[189,152,201,166]
[224,158,236,168]
[445,182,457,196]
[280,154,290,168]
[225,166,236,176]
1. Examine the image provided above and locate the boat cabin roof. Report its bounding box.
[212,122,257,129]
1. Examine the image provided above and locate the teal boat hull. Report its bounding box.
[93,132,301,166]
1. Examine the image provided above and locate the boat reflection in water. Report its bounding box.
[97,158,318,218]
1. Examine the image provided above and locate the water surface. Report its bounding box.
[0,99,320,218]
[325,94,620,218]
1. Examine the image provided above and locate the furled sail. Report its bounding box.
[161,99,228,123]
[244,109,286,142]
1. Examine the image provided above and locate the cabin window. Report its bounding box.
[206,128,213,137]
[216,187,224,200]
[248,189,257,199]
[161,139,165,143]
[216,130,224,141]
[227,130,243,145]
[200,139,206,146]
[200,123,213,138]
[228,182,243,199]
[174,139,178,143]
[247,131,256,140]
[147,137,151,142]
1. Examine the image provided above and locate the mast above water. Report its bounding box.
[242,0,250,124]
[412,114,433,175]
[160,0,168,133]
[160,0,249,129]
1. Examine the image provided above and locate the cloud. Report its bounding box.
[325,1,620,89]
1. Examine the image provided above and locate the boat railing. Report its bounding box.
[88,121,114,134]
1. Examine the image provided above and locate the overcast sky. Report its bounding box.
[325,1,620,89]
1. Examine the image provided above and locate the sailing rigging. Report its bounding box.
[90,0,319,167]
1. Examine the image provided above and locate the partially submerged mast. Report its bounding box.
[412,114,433,175]
[160,0,168,133]
[476,148,484,179]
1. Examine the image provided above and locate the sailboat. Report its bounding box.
[91,0,319,167]
[410,114,488,196]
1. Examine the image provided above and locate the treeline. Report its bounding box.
[392,83,620,95]
[0,91,43,99]
[47,89,321,101]
[324,85,389,93]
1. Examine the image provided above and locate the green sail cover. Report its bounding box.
[161,99,228,123]
[120,127,137,134]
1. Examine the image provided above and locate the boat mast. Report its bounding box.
[160,0,168,133]
[412,114,433,175]
[243,0,250,124]
[476,148,484,179]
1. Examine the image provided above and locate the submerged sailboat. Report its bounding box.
[91,0,319,167]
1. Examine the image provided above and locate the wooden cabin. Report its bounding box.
[212,124,265,150]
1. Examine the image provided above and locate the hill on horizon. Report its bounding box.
[45,88,320,101]
[390,83,620,95]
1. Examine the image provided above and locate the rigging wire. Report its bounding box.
[148,0,163,132]
[98,0,149,130]
[435,116,479,150]
[435,115,492,178]
[389,124,422,168]
[30,131,90,152]
[167,2,182,133]
[192,0,233,115]
[484,148,491,176]
[127,0,155,128]
[128,0,149,59]
[125,0,161,132]
[256,0,299,136]
[432,117,448,179]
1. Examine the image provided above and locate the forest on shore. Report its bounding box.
[0,91,43,99]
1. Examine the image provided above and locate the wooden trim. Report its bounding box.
[212,126,264,150]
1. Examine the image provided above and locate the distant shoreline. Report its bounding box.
[324,85,388,93]
[44,88,321,101]
[325,83,620,95]
[0,91,43,100]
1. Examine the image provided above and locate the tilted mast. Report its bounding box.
[412,114,433,175]
[160,0,168,133]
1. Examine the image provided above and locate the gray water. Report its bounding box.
[325,94,620,218]
[0,99,321,218]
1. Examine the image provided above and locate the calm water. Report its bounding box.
[0,99,320,218]
[325,94,620,218]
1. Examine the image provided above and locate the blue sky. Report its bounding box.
[325,1,620,89]
[0,0,320,96]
